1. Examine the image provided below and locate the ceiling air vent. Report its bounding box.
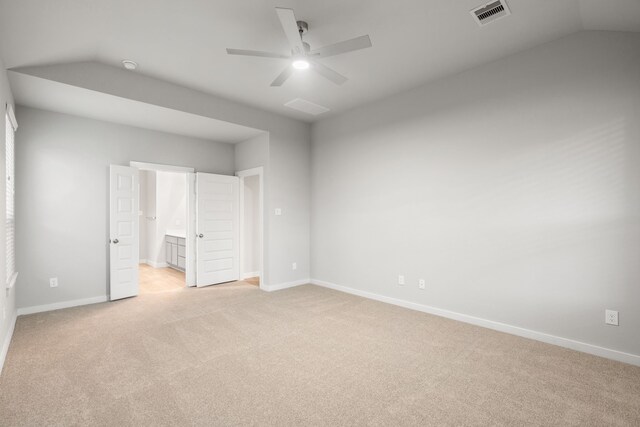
[284,98,330,116]
[470,0,511,27]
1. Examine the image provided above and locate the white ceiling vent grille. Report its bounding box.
[470,0,511,27]
[284,98,330,116]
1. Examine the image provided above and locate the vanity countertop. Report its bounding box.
[165,229,186,239]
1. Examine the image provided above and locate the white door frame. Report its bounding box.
[129,161,197,287]
[236,167,264,290]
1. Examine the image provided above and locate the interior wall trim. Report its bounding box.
[261,278,309,292]
[0,312,17,375]
[310,279,640,367]
[17,296,108,316]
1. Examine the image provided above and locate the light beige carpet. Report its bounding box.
[1,282,639,426]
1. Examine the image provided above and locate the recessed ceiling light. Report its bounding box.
[121,60,138,70]
[292,59,310,70]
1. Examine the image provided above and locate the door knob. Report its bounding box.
[113,239,119,244]
[198,234,204,238]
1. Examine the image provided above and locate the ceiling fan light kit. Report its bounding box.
[292,59,310,70]
[226,7,372,87]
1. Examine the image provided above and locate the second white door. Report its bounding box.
[109,165,139,300]
[196,173,239,287]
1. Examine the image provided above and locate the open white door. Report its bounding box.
[186,172,197,287]
[109,165,139,300]
[196,173,239,287]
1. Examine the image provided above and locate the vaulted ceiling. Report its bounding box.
[1,0,639,123]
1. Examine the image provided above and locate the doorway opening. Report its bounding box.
[238,167,264,289]
[138,169,188,294]
[109,162,263,300]
[130,161,196,297]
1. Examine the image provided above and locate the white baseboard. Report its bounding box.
[262,278,309,292]
[0,312,17,375]
[311,279,640,367]
[242,271,260,280]
[17,295,108,316]
[139,259,147,264]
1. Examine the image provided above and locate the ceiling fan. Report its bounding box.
[226,7,372,87]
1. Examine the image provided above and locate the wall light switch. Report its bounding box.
[605,309,619,326]
[292,262,297,270]
[418,279,426,290]
[50,277,58,288]
[398,275,405,286]
[275,208,282,216]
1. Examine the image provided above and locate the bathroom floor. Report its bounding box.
[139,263,185,294]
[244,276,260,286]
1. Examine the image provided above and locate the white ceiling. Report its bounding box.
[1,0,639,123]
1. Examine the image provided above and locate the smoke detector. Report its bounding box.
[121,60,138,70]
[470,0,511,27]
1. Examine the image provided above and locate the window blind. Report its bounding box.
[6,106,17,289]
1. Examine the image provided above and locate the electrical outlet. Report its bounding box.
[418,279,426,290]
[49,277,58,288]
[398,275,405,286]
[275,208,282,216]
[605,309,619,326]
[292,262,297,270]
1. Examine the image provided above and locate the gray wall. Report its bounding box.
[0,55,16,364]
[235,133,269,173]
[14,62,311,288]
[235,133,270,283]
[311,31,640,357]
[243,175,260,275]
[236,130,311,286]
[138,170,148,261]
[15,107,235,307]
[268,126,311,285]
[144,171,157,265]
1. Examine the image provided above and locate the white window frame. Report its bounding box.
[6,104,18,289]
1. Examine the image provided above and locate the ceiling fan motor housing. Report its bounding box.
[297,20,308,35]
[296,21,310,54]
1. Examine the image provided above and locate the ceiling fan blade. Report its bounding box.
[310,61,348,85]
[309,35,372,58]
[226,48,290,59]
[275,7,305,56]
[271,66,294,87]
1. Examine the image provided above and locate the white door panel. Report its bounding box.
[196,173,239,287]
[109,165,139,300]
[186,173,196,286]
